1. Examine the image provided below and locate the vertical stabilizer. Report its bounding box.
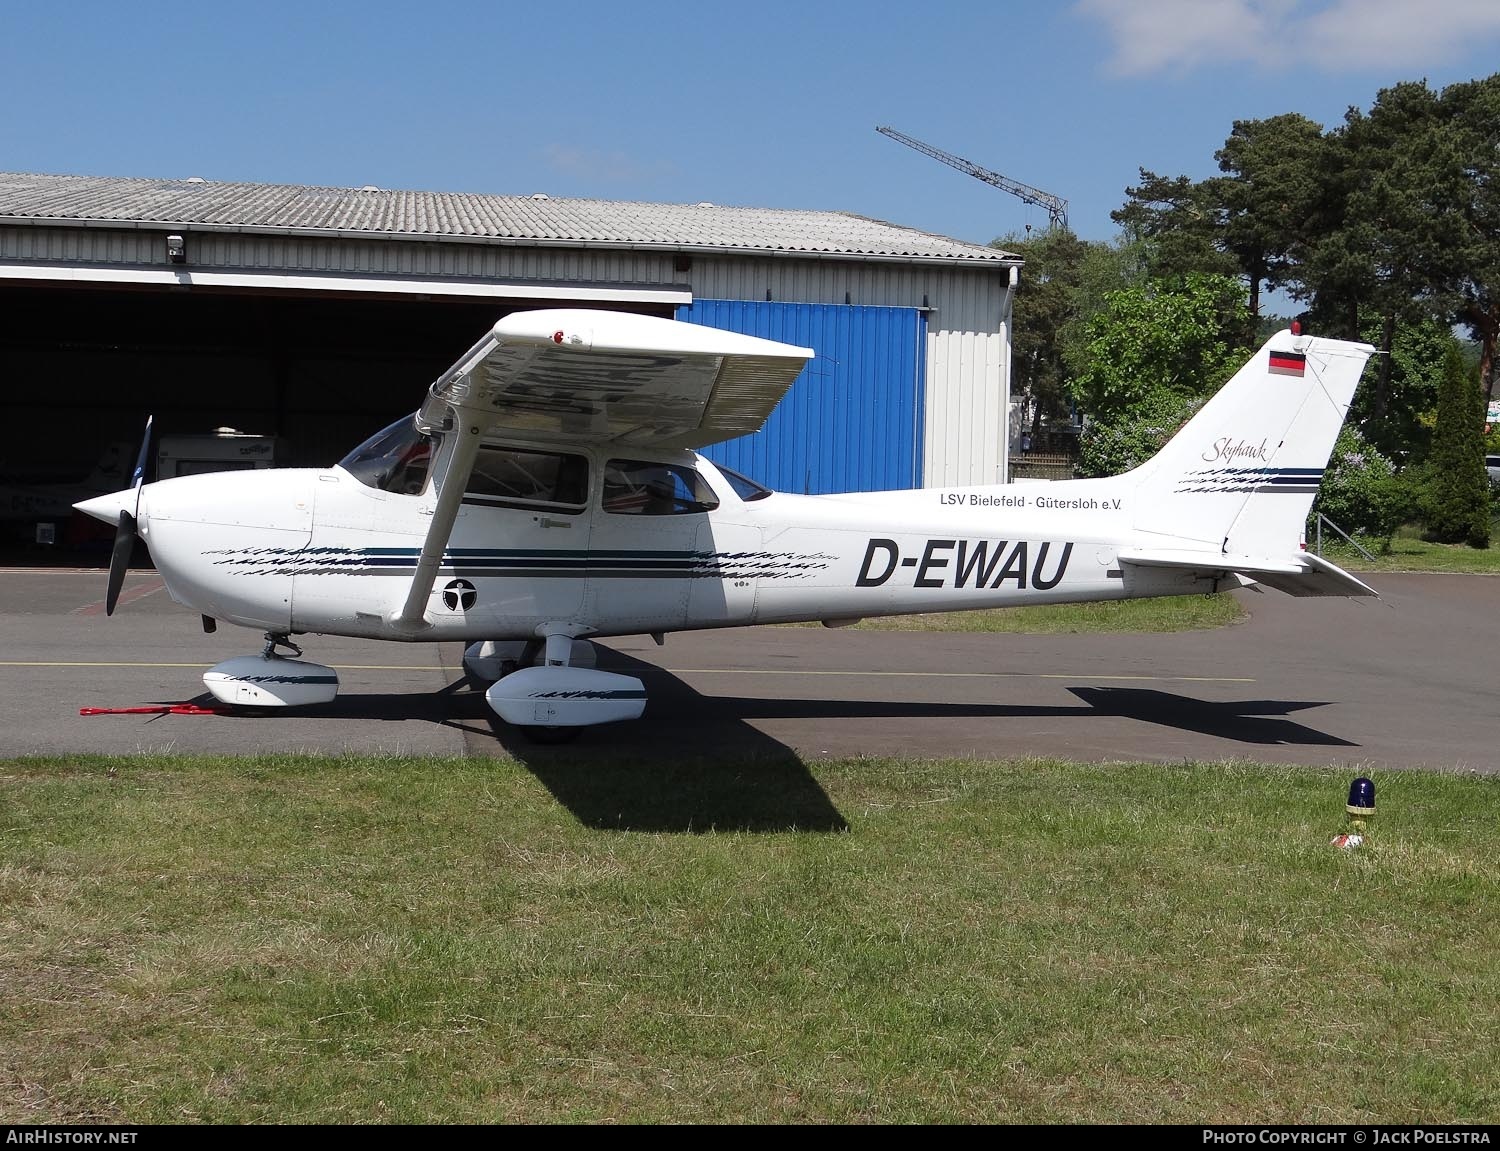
[1128,331,1374,559]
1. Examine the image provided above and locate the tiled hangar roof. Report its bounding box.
[0,172,1017,263]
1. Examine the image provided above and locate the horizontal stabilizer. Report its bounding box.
[1263,552,1380,598]
[1118,548,1378,599]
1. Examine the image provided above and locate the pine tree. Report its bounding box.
[1423,344,1491,547]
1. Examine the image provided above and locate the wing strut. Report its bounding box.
[389,418,484,631]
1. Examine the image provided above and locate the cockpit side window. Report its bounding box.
[602,459,720,515]
[465,445,590,513]
[338,416,434,495]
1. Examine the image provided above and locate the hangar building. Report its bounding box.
[0,172,1020,551]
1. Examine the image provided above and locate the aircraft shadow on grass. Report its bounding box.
[176,645,1357,833]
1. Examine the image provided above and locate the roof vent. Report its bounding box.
[695,201,715,208]
[530,192,550,201]
[185,176,207,184]
[359,185,382,192]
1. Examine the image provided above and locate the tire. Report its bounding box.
[521,724,582,745]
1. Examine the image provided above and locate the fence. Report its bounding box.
[1008,452,1076,482]
[1312,513,1375,561]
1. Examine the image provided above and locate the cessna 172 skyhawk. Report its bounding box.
[75,308,1376,738]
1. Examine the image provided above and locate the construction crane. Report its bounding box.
[876,125,1068,231]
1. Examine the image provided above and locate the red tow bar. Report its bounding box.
[80,703,233,717]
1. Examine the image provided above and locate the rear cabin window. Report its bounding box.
[466,445,590,512]
[714,464,774,502]
[602,459,720,515]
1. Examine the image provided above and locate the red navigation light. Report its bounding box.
[553,330,565,344]
[1291,321,1302,336]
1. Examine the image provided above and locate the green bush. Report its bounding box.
[1420,345,1490,548]
[1078,392,1203,478]
[1310,426,1407,543]
[1071,274,1250,421]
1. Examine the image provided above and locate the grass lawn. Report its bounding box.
[845,593,1244,634]
[3,754,1496,1124]
[1320,526,1500,575]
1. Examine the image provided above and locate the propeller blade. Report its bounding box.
[129,414,154,517]
[105,510,136,616]
[105,415,153,617]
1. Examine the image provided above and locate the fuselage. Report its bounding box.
[105,425,1218,643]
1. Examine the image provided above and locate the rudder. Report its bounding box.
[1128,330,1375,560]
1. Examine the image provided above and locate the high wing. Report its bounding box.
[392,308,814,629]
[416,308,814,449]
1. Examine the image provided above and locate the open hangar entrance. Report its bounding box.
[0,280,674,562]
[0,173,1019,567]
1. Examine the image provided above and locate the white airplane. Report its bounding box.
[1,440,132,521]
[75,308,1377,739]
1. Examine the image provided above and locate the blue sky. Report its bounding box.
[5,1,1500,250]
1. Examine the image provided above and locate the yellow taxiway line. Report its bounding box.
[0,660,1255,684]
[672,669,1256,683]
[0,661,440,670]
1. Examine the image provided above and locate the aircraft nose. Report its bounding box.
[73,488,137,525]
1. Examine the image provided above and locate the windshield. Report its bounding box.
[714,463,774,501]
[338,416,434,495]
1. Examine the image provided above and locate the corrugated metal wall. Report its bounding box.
[683,259,1012,489]
[925,323,1011,487]
[1,225,1014,487]
[677,300,925,494]
[0,226,685,286]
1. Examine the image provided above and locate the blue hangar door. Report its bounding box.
[676,301,926,494]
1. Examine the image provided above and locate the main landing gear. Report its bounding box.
[467,633,647,742]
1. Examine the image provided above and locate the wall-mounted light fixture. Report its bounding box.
[166,234,187,264]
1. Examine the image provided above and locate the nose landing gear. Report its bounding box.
[201,633,340,708]
[262,632,304,659]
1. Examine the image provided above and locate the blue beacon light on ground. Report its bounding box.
[1333,776,1375,849]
